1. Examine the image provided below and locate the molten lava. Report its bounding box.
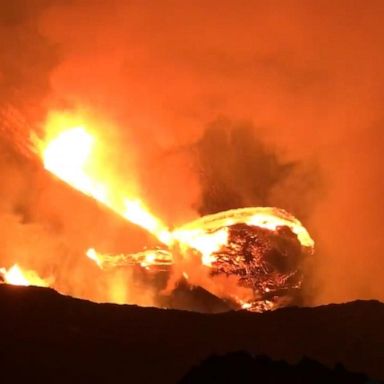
[0,264,49,287]
[86,248,173,271]
[0,111,316,312]
[35,111,172,245]
[172,207,313,311]
[86,207,313,311]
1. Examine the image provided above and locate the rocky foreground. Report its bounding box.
[0,284,383,382]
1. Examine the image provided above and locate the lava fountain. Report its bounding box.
[1,111,314,312]
[0,264,49,287]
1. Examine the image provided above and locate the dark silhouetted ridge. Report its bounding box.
[0,284,383,383]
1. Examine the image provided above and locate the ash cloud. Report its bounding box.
[1,0,384,307]
[194,118,321,220]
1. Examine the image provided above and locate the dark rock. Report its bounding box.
[1,284,384,383]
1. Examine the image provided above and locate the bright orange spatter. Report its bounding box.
[0,264,49,287]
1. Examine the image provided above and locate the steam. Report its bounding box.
[1,0,384,307]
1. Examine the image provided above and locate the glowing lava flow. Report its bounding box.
[35,112,171,245]
[181,207,314,246]
[172,207,314,266]
[86,207,314,311]
[0,264,49,287]
[86,247,172,270]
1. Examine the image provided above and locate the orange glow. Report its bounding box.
[35,111,172,245]
[0,264,49,287]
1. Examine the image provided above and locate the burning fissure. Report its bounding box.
[0,113,314,312]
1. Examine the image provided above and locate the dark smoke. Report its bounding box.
[195,118,321,219]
